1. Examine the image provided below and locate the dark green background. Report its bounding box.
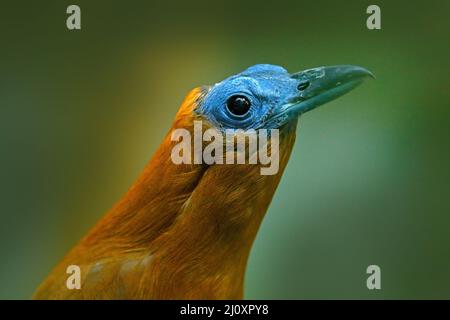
[0,0,449,299]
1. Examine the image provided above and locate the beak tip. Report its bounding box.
[367,70,376,80]
[360,67,375,80]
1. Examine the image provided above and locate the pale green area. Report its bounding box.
[0,0,449,299]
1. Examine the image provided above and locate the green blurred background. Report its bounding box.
[0,0,449,299]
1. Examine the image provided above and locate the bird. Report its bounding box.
[33,64,372,299]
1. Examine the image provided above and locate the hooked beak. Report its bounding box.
[272,65,373,125]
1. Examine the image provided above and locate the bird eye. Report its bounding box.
[226,95,251,117]
[297,81,310,91]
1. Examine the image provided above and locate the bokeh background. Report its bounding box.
[0,0,449,299]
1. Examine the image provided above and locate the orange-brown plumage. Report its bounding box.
[34,64,371,299]
[34,87,295,299]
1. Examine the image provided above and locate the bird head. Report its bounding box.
[160,63,373,228]
[169,64,373,176]
[196,64,373,131]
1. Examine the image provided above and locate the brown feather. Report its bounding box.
[33,87,297,299]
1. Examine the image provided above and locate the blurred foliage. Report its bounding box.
[0,0,449,299]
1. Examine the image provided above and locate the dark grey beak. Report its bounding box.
[287,65,374,115]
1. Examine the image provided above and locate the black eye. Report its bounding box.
[297,81,310,91]
[226,95,251,116]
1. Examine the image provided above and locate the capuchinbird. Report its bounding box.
[34,64,372,299]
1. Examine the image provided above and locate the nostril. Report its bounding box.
[297,81,310,91]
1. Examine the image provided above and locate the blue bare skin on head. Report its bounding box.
[197,64,373,131]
